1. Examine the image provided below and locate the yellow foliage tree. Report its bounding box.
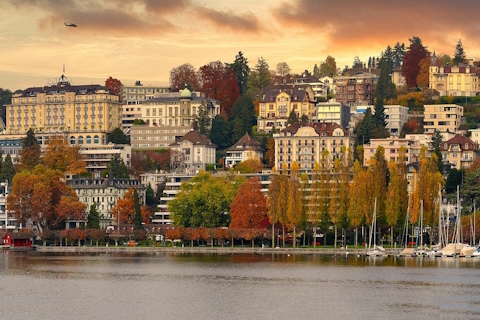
[43,136,87,175]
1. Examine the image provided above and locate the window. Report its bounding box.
[70,136,76,144]
[78,136,84,144]
[94,135,99,143]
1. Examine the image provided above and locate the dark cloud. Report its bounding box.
[196,7,260,33]
[273,0,480,54]
[6,0,190,36]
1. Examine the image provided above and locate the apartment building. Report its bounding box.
[80,143,131,175]
[257,88,315,133]
[363,137,421,166]
[130,87,220,149]
[225,133,265,168]
[429,53,480,96]
[294,76,327,101]
[273,122,354,173]
[313,99,350,129]
[335,71,379,107]
[384,105,409,136]
[66,177,146,229]
[423,104,464,133]
[441,134,478,169]
[169,130,216,173]
[122,82,170,130]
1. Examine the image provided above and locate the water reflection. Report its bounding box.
[1,251,479,320]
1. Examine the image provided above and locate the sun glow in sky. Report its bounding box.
[1,0,480,90]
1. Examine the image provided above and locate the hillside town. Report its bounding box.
[1,37,480,255]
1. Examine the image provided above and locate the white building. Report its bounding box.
[225,133,264,168]
[314,99,350,129]
[384,104,409,136]
[80,143,132,175]
[169,130,216,173]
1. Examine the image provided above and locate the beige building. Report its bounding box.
[66,177,146,229]
[130,87,220,149]
[294,76,327,101]
[273,122,354,173]
[384,105,409,136]
[225,133,265,168]
[391,67,405,87]
[7,76,121,136]
[429,53,480,96]
[169,130,216,173]
[423,104,464,134]
[122,82,170,130]
[468,128,480,145]
[363,137,421,166]
[258,88,315,133]
[441,134,478,169]
[314,99,351,129]
[81,143,132,175]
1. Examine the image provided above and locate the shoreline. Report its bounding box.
[31,245,398,256]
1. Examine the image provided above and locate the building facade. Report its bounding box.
[81,143,132,175]
[273,122,354,173]
[225,133,265,168]
[423,104,464,133]
[313,99,351,129]
[441,134,478,169]
[363,137,421,166]
[122,82,170,130]
[335,71,378,107]
[429,53,480,96]
[66,177,146,229]
[384,105,409,136]
[169,130,216,173]
[257,88,315,133]
[130,88,220,149]
[7,76,122,136]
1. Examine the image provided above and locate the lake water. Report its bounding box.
[1,251,480,320]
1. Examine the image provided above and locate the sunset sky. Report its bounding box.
[1,0,480,91]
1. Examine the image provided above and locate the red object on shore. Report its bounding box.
[1,232,32,247]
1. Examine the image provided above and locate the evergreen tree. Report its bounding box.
[0,154,15,184]
[87,202,100,229]
[19,128,41,171]
[393,42,406,67]
[145,183,156,209]
[355,108,375,145]
[383,45,394,72]
[209,115,232,149]
[108,127,129,144]
[246,57,273,100]
[229,95,256,143]
[287,110,299,125]
[373,59,390,128]
[445,168,462,194]
[133,189,143,230]
[301,114,309,122]
[352,56,363,68]
[192,101,210,134]
[312,64,320,78]
[104,157,129,179]
[453,39,466,65]
[431,130,444,174]
[229,51,250,96]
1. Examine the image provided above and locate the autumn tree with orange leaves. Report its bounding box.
[230,177,267,248]
[110,188,151,226]
[105,77,123,98]
[43,136,87,175]
[7,165,86,234]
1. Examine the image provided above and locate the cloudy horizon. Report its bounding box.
[1,0,479,90]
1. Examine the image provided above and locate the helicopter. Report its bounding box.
[64,22,78,27]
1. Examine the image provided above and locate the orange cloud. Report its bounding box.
[196,7,260,33]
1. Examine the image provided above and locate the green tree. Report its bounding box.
[246,57,273,100]
[87,202,100,229]
[169,171,243,228]
[108,128,129,144]
[393,42,406,68]
[0,88,12,125]
[453,39,466,65]
[19,128,41,171]
[0,154,15,184]
[229,51,250,96]
[192,100,210,134]
[352,56,363,68]
[145,183,157,211]
[287,110,299,125]
[445,168,463,194]
[373,60,389,128]
[103,157,129,179]
[209,115,232,149]
[355,107,375,145]
[229,95,256,143]
[312,64,320,78]
[431,130,444,174]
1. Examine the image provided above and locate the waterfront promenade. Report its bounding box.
[34,245,398,256]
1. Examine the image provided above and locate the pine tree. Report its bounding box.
[431,130,444,174]
[229,51,250,96]
[393,42,406,68]
[453,39,466,65]
[87,202,100,229]
[0,154,15,184]
[287,110,299,125]
[19,128,41,171]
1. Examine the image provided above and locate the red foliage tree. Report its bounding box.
[402,41,429,88]
[170,63,200,92]
[199,61,240,116]
[105,77,123,97]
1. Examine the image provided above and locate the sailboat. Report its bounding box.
[425,186,444,258]
[367,198,386,257]
[442,186,465,257]
[399,199,415,256]
[414,200,427,256]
